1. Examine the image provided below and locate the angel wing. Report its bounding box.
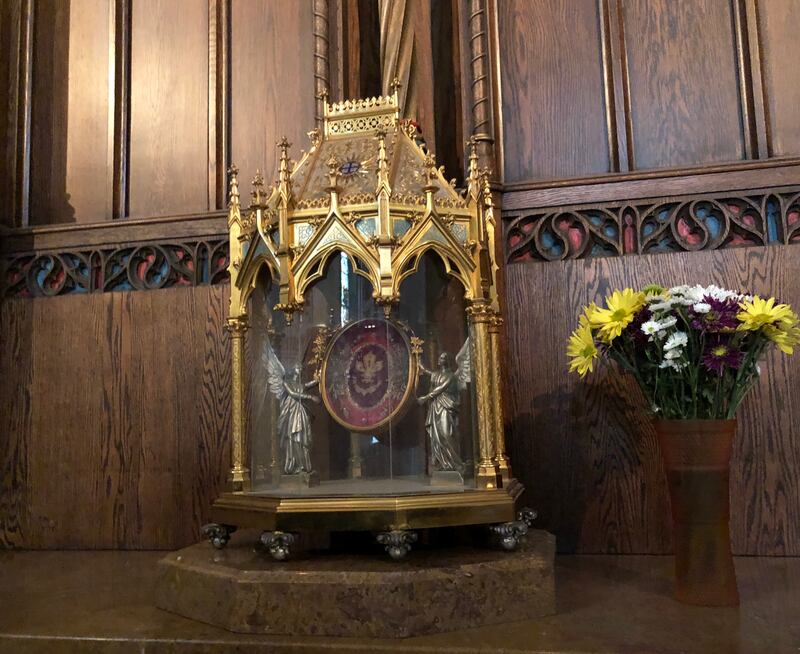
[454,337,472,390]
[263,338,287,402]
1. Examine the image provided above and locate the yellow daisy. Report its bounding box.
[567,316,598,377]
[764,322,800,355]
[588,288,646,344]
[737,296,797,331]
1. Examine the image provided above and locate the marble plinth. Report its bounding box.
[155,530,555,638]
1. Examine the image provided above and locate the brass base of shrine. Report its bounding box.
[155,530,555,638]
[209,481,523,533]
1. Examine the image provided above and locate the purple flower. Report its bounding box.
[625,307,652,345]
[689,296,739,333]
[702,337,743,375]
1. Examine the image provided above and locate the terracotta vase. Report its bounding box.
[653,419,739,606]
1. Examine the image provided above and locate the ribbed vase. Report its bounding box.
[653,419,739,606]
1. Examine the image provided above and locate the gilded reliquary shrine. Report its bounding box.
[206,90,522,558]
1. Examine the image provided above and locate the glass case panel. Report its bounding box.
[246,250,477,497]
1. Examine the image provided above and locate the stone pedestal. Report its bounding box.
[155,530,555,638]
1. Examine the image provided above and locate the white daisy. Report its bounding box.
[657,316,677,331]
[664,331,688,351]
[641,321,661,338]
[692,302,711,314]
[649,300,676,312]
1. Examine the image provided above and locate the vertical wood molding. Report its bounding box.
[613,0,634,171]
[733,0,761,159]
[598,0,631,173]
[328,0,344,101]
[208,0,230,211]
[486,0,503,181]
[741,0,770,158]
[15,0,34,228]
[111,0,131,220]
[313,0,331,127]
[467,0,496,173]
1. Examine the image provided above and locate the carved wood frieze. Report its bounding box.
[504,187,800,263]
[2,239,229,298]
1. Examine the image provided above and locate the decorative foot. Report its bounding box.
[490,507,538,551]
[260,531,297,561]
[201,523,237,549]
[376,530,418,560]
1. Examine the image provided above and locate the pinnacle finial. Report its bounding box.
[424,152,439,184]
[390,78,402,97]
[251,169,265,205]
[326,155,340,189]
[228,164,240,208]
[278,138,292,186]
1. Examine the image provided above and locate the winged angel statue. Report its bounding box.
[263,341,320,475]
[417,339,471,472]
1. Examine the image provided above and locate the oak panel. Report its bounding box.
[0,285,230,549]
[128,0,208,218]
[758,0,800,157]
[621,0,745,170]
[30,0,112,225]
[498,0,610,182]
[27,292,115,548]
[63,0,112,223]
[231,0,315,190]
[0,299,32,548]
[505,246,800,554]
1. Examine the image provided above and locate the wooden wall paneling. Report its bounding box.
[0,0,32,227]
[230,0,315,193]
[26,293,115,548]
[502,158,800,210]
[504,260,590,552]
[0,299,32,547]
[128,0,209,218]
[621,0,745,170]
[599,0,632,172]
[505,245,800,554]
[732,0,767,160]
[29,0,112,226]
[177,284,231,545]
[497,0,611,182]
[111,0,131,219]
[757,0,800,157]
[208,0,230,212]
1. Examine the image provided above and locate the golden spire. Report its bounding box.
[326,155,341,218]
[375,130,391,197]
[227,164,241,228]
[228,164,240,209]
[423,153,440,215]
[277,137,293,207]
[251,169,265,206]
[326,155,340,189]
[466,137,480,202]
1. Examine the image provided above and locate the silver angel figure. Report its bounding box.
[417,339,471,472]
[264,342,320,475]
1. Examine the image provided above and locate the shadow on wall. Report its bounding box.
[509,367,670,554]
[30,0,76,225]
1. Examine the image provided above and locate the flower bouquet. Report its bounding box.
[567,284,798,606]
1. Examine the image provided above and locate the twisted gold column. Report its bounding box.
[488,312,511,485]
[227,316,251,491]
[468,303,501,489]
